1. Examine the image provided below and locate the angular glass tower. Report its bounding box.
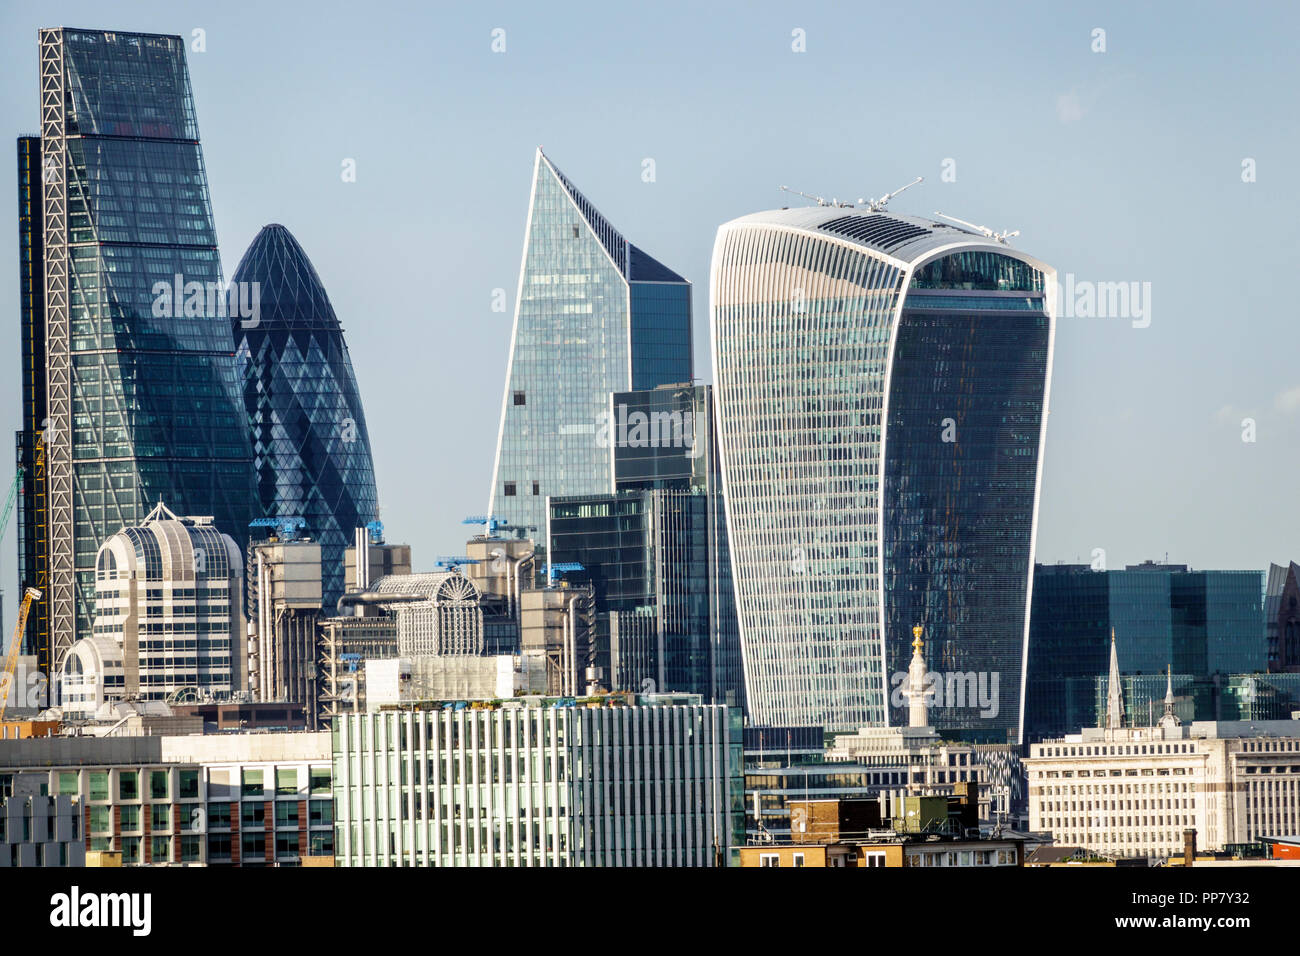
[711,207,1056,740]
[36,28,256,655]
[231,224,379,611]
[488,149,693,537]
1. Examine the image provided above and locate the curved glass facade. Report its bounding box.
[232,224,379,611]
[711,211,1054,738]
[488,150,692,537]
[711,224,904,731]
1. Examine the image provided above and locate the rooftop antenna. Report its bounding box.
[859,176,923,212]
[779,185,831,207]
[933,211,1019,243]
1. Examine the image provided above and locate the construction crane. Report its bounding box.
[933,211,1019,244]
[0,587,41,722]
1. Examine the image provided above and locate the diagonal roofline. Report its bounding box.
[537,148,689,284]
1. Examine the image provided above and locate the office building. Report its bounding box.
[59,501,247,717]
[1266,561,1300,672]
[32,28,257,653]
[710,206,1055,737]
[248,538,322,712]
[547,383,742,706]
[333,694,741,866]
[487,149,693,536]
[1026,562,1266,741]
[0,787,84,868]
[232,224,380,612]
[0,730,332,866]
[15,135,51,670]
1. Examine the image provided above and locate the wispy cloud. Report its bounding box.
[1275,385,1300,414]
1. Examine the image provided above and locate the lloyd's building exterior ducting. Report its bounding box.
[710,205,1056,741]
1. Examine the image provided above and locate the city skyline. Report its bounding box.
[2,2,1298,634]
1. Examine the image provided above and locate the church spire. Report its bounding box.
[1158,663,1181,730]
[1105,628,1125,731]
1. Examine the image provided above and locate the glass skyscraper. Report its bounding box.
[547,384,742,707]
[488,149,692,537]
[231,224,379,611]
[1026,562,1266,740]
[34,28,256,655]
[711,207,1056,739]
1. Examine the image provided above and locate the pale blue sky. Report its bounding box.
[2,0,1297,620]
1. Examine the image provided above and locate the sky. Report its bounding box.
[1,0,1298,628]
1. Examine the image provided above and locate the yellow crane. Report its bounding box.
[0,587,42,722]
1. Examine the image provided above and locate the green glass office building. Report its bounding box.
[32,28,255,655]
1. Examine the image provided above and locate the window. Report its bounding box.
[207,834,232,860]
[121,838,141,865]
[532,481,540,496]
[89,772,109,801]
[150,770,168,799]
[792,853,805,868]
[119,806,140,832]
[759,853,779,867]
[151,837,170,862]
[89,806,112,834]
[180,835,201,863]
[241,803,266,828]
[513,391,526,406]
[207,803,231,829]
[276,768,298,796]
[571,224,580,238]
[276,832,300,858]
[151,804,170,831]
[119,772,138,801]
[862,851,886,868]
[309,799,332,827]
[178,770,199,800]
[242,769,264,797]
[241,833,266,859]
[275,802,299,828]
[309,768,330,796]
[58,772,78,795]
[503,482,517,497]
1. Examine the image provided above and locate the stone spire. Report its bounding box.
[1158,664,1181,730]
[1105,628,1125,731]
[906,624,930,728]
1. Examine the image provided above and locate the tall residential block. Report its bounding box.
[33,28,256,654]
[488,149,693,537]
[711,207,1055,738]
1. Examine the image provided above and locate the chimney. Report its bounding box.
[1183,828,1197,867]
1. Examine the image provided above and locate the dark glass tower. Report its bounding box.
[1025,562,1266,740]
[488,149,693,537]
[547,384,742,707]
[15,135,51,669]
[231,224,379,611]
[36,28,256,654]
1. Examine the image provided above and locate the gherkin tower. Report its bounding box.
[231,224,379,611]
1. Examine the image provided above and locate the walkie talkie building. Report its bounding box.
[710,207,1055,740]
